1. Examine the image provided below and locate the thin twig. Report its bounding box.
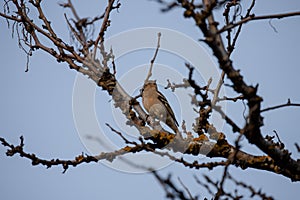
[295,143,300,153]
[211,71,225,106]
[273,130,283,147]
[105,123,137,145]
[178,177,197,200]
[261,102,300,113]
[152,171,192,200]
[217,95,244,102]
[227,173,274,199]
[218,11,300,34]
[164,79,190,92]
[228,0,256,56]
[145,32,162,83]
[93,0,116,60]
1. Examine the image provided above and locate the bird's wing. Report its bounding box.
[157,90,179,126]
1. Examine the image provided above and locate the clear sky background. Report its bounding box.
[1,0,300,199]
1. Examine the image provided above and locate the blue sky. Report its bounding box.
[1,0,300,199]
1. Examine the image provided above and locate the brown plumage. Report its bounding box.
[142,80,179,133]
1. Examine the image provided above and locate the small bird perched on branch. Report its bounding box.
[142,80,179,133]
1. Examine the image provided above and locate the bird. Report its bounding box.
[141,80,179,133]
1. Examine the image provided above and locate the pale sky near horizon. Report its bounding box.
[1,1,300,199]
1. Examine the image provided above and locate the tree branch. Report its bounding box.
[261,101,300,113]
[218,11,300,34]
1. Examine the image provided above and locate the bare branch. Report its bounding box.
[164,79,190,92]
[178,177,197,200]
[0,136,98,173]
[217,95,245,102]
[218,11,300,34]
[152,171,194,200]
[211,71,225,106]
[145,32,162,83]
[93,0,119,59]
[1,3,300,199]
[105,123,138,145]
[295,143,300,153]
[227,173,274,200]
[175,0,300,178]
[261,101,300,113]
